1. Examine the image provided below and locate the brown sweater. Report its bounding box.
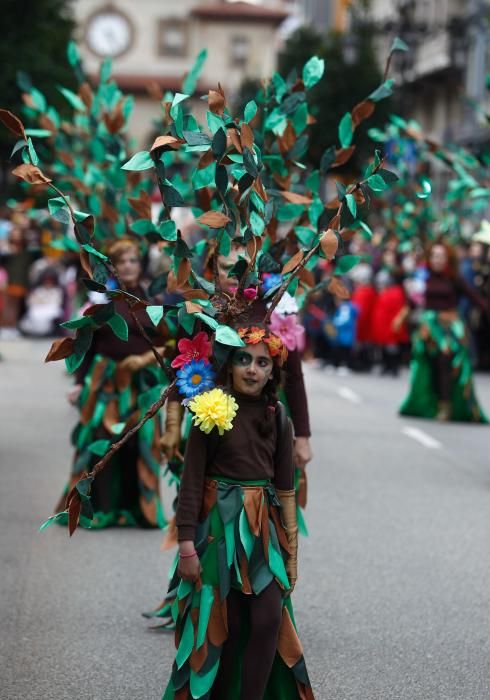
[425,272,488,312]
[176,392,294,542]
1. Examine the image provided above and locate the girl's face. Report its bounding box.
[429,245,448,273]
[115,249,141,287]
[231,341,273,397]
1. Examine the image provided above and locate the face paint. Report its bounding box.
[231,342,274,397]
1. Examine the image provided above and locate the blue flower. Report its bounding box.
[176,359,216,398]
[262,273,282,293]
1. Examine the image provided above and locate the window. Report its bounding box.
[158,19,187,57]
[230,36,250,67]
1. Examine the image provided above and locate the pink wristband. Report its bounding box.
[179,550,197,559]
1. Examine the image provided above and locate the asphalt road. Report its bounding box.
[1,338,490,700]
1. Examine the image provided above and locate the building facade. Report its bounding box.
[74,0,289,144]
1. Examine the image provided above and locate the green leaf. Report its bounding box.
[417,178,432,199]
[196,584,214,649]
[159,219,178,241]
[335,254,362,275]
[48,196,69,215]
[207,111,224,134]
[244,100,258,123]
[58,86,86,111]
[130,219,156,235]
[276,203,305,222]
[346,193,357,218]
[67,41,80,67]
[100,58,112,83]
[366,174,389,192]
[190,657,220,698]
[122,151,154,171]
[176,614,194,669]
[192,162,216,190]
[195,312,219,331]
[368,79,395,102]
[390,37,409,53]
[88,439,110,456]
[215,325,245,347]
[108,313,129,341]
[27,137,39,166]
[82,244,108,261]
[295,226,316,248]
[182,48,208,95]
[302,55,325,89]
[161,181,185,207]
[29,87,47,112]
[111,422,126,436]
[338,112,353,148]
[147,306,164,326]
[250,211,265,236]
[358,220,373,238]
[24,129,52,138]
[183,131,211,146]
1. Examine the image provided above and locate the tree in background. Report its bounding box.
[0,0,75,193]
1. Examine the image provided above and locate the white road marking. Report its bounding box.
[337,386,363,404]
[402,426,442,450]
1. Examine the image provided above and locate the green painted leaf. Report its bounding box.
[147,306,164,326]
[130,219,156,235]
[196,584,214,649]
[244,100,258,123]
[25,129,52,138]
[367,174,389,192]
[182,48,208,95]
[338,112,353,148]
[390,37,409,53]
[192,162,216,190]
[67,41,80,67]
[417,178,432,199]
[100,58,112,83]
[58,86,86,111]
[82,244,108,261]
[368,79,395,102]
[277,203,305,222]
[267,539,289,589]
[176,614,194,669]
[39,512,67,531]
[111,422,126,436]
[239,509,254,559]
[48,196,69,215]
[61,316,94,330]
[302,55,325,89]
[159,219,178,241]
[29,87,47,112]
[335,254,362,275]
[215,325,245,347]
[108,313,129,341]
[122,151,154,171]
[207,111,224,134]
[345,193,357,218]
[27,138,39,166]
[190,656,220,698]
[250,211,265,236]
[195,312,219,331]
[88,439,110,456]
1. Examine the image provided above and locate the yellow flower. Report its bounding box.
[188,388,238,436]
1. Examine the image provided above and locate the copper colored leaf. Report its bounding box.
[104,102,125,134]
[0,109,26,138]
[59,151,75,168]
[282,191,312,205]
[182,289,209,301]
[196,211,231,228]
[340,229,356,243]
[240,123,254,151]
[332,146,356,168]
[320,229,338,261]
[128,191,152,219]
[328,277,350,300]
[80,249,92,278]
[45,337,74,362]
[282,250,304,274]
[11,163,51,185]
[177,258,191,288]
[68,492,82,537]
[246,236,262,262]
[198,149,215,170]
[298,267,315,287]
[150,135,181,154]
[329,213,341,229]
[167,270,178,293]
[228,128,243,154]
[208,86,225,116]
[79,82,94,109]
[351,100,375,128]
[185,301,203,313]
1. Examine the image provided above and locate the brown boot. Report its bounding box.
[436,400,451,421]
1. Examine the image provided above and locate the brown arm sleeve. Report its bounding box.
[284,348,311,437]
[273,406,295,490]
[176,424,208,542]
[456,276,489,313]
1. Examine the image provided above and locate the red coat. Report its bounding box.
[372,285,409,346]
[351,285,377,343]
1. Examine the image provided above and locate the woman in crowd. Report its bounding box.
[400,242,488,422]
[56,239,170,527]
[163,325,314,700]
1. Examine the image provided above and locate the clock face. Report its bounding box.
[85,10,133,58]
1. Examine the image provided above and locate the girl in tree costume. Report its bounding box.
[163,325,314,700]
[400,243,489,423]
[56,240,171,528]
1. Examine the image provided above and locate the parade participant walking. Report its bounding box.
[56,239,170,527]
[163,325,314,700]
[400,242,489,422]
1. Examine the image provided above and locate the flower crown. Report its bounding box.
[237,326,288,366]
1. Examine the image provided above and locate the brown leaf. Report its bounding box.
[272,173,292,190]
[75,215,95,240]
[79,249,92,278]
[182,289,209,301]
[298,267,315,287]
[45,337,74,363]
[150,135,181,154]
[246,235,262,263]
[340,229,356,243]
[58,151,75,168]
[208,86,226,116]
[128,190,152,219]
[196,211,231,228]
[240,123,254,151]
[11,163,51,185]
[0,109,26,138]
[351,100,375,128]
[320,229,338,261]
[326,197,340,209]
[328,277,350,300]
[228,128,243,154]
[79,82,94,110]
[177,258,191,288]
[39,114,57,133]
[146,80,164,101]
[104,101,125,134]
[328,213,341,229]
[68,492,82,537]
[185,301,203,313]
[277,122,296,154]
[166,270,178,293]
[282,250,304,274]
[198,149,215,170]
[332,146,356,168]
[253,177,268,201]
[307,113,316,125]
[282,191,312,205]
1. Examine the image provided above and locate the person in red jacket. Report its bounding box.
[372,269,409,376]
[351,263,377,371]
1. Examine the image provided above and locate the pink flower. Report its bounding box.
[171,331,212,369]
[269,312,305,352]
[243,287,258,300]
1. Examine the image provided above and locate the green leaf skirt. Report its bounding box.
[56,354,168,528]
[162,479,314,700]
[399,310,488,423]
